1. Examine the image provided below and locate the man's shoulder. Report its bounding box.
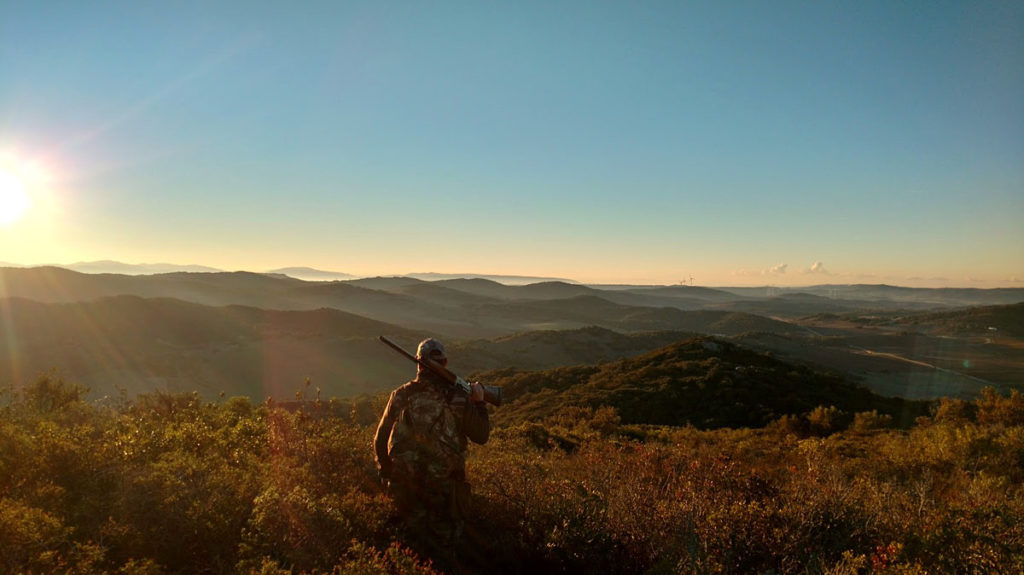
[392,380,427,401]
[396,380,419,392]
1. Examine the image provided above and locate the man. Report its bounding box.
[373,337,490,562]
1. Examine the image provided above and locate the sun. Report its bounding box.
[0,168,31,226]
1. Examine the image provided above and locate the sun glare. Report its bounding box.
[0,168,32,226]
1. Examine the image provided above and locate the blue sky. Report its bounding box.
[1,1,1022,286]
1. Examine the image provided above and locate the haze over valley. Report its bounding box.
[2,265,1020,404]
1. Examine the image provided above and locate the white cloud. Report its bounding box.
[767,263,788,275]
[804,261,831,275]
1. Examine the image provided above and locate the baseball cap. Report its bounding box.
[416,338,446,361]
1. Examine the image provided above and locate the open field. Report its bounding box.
[736,313,1024,399]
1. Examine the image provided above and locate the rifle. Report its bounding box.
[378,336,503,406]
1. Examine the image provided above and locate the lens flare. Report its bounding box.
[0,169,31,226]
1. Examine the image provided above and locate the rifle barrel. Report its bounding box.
[377,335,502,406]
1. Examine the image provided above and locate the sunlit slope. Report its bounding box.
[485,336,927,429]
[0,295,422,400]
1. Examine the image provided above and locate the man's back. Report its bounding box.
[387,379,468,485]
[372,338,490,568]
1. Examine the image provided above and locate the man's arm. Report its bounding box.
[460,391,490,445]
[373,389,402,479]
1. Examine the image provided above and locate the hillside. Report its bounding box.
[711,292,882,318]
[2,267,1020,405]
[0,296,424,399]
[4,266,1021,342]
[894,302,1024,337]
[2,267,808,339]
[485,337,926,429]
[452,326,698,373]
[759,302,1024,397]
[477,295,807,335]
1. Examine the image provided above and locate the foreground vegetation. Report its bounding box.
[2,374,1023,574]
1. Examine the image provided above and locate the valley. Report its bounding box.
[1,266,1021,403]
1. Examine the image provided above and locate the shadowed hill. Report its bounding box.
[345,276,429,290]
[452,326,699,373]
[478,295,806,335]
[430,279,600,300]
[437,279,741,310]
[714,293,864,317]
[343,278,502,307]
[485,337,927,429]
[893,302,1024,337]
[610,284,748,308]
[0,268,508,338]
[434,277,520,298]
[621,284,744,301]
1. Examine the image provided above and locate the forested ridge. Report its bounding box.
[482,337,927,430]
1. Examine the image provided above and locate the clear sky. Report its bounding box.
[1,1,1022,287]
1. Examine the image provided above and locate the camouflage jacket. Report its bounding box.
[374,374,490,483]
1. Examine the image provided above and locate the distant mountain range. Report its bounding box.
[3,262,1020,307]
[407,272,578,285]
[1,265,1021,402]
[266,267,357,281]
[0,266,789,339]
[0,261,226,275]
[1,261,576,285]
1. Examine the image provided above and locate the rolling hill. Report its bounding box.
[2,266,1020,405]
[484,336,928,429]
[893,302,1024,337]
[0,295,424,400]
[451,326,699,373]
[0,267,812,339]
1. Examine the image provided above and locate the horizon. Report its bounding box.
[2,259,1022,291]
[1,2,1022,289]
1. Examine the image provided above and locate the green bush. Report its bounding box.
[0,379,1021,573]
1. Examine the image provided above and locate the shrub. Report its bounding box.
[932,397,976,425]
[2,378,1023,573]
[976,387,1024,427]
[807,405,849,436]
[852,410,893,432]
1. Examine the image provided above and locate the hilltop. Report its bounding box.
[483,336,926,429]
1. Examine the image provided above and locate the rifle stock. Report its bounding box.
[378,336,503,406]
